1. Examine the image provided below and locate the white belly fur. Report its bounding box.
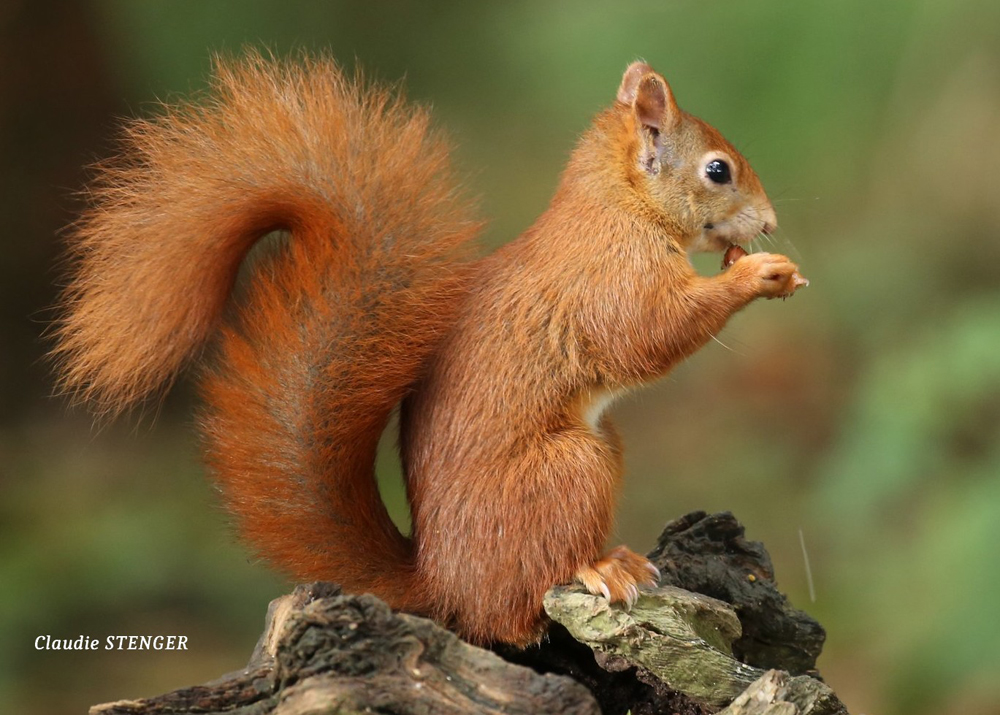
[580,386,625,431]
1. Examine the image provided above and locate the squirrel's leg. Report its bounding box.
[585,253,802,381]
[421,426,624,647]
[655,256,800,362]
[570,421,659,606]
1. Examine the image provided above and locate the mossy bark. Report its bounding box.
[90,513,849,715]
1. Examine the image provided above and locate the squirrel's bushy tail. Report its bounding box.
[54,52,478,609]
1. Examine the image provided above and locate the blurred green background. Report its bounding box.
[2,0,999,712]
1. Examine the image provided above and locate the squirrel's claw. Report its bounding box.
[575,545,658,610]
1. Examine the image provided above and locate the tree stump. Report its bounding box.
[89,512,849,715]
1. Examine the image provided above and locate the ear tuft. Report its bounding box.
[617,61,655,105]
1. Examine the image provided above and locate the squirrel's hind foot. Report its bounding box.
[575,545,660,609]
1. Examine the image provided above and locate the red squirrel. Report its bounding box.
[54,53,805,646]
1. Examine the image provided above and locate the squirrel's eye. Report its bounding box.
[705,159,731,185]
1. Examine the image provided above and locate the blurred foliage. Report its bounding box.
[2,0,999,713]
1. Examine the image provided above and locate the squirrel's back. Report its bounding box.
[54,52,479,607]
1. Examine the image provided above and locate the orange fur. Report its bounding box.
[55,55,802,646]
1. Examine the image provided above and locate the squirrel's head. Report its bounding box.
[615,61,776,254]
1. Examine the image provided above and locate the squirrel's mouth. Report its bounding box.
[722,243,748,268]
[697,224,743,254]
[702,209,774,253]
[692,214,768,255]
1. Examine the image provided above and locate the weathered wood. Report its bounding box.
[495,620,713,715]
[718,670,848,715]
[648,511,826,675]
[543,584,764,709]
[90,513,849,715]
[90,584,599,715]
[498,512,844,714]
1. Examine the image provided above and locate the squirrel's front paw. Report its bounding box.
[575,545,660,609]
[730,251,808,300]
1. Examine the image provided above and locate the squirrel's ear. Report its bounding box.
[617,61,655,105]
[616,62,679,132]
